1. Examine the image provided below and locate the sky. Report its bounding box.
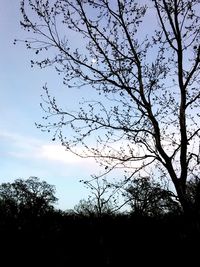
[0,0,102,210]
[0,1,172,211]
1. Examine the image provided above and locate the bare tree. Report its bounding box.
[18,0,200,214]
[74,178,119,217]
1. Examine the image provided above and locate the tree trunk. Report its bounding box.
[176,181,194,216]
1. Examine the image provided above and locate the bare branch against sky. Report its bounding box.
[2,0,200,212]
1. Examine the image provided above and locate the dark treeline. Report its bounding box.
[1,211,199,266]
[0,177,199,266]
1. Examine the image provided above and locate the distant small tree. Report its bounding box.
[74,178,118,217]
[74,199,97,217]
[124,177,180,216]
[0,177,58,217]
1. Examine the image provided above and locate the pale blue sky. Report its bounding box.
[0,1,164,211]
[0,0,101,210]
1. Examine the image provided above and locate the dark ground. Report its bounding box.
[0,212,199,266]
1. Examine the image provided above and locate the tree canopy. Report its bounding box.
[18,0,200,214]
[0,177,57,216]
[124,177,181,216]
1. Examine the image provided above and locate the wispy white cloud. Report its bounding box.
[39,144,91,164]
[0,130,95,168]
[0,130,42,148]
[0,130,94,210]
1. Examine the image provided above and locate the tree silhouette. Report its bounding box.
[185,176,200,214]
[18,0,200,214]
[0,176,57,217]
[123,177,181,216]
[74,178,118,217]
